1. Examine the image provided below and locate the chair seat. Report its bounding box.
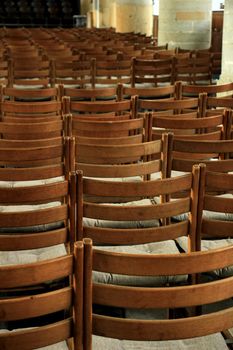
[84,199,161,229]
[93,332,228,350]
[0,244,67,266]
[0,176,65,188]
[172,193,233,222]
[0,201,63,233]
[176,236,233,278]
[93,240,186,286]
[0,330,68,349]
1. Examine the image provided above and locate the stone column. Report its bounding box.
[158,0,212,49]
[99,0,116,28]
[80,0,91,15]
[218,0,233,84]
[114,0,153,36]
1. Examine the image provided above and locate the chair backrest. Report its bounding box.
[138,95,202,117]
[131,57,174,87]
[0,136,70,181]
[173,55,212,85]
[171,136,233,174]
[94,55,131,86]
[76,158,199,245]
[73,135,171,181]
[67,112,147,144]
[0,119,65,140]
[51,57,96,88]
[0,99,62,121]
[0,241,83,350]
[62,95,137,120]
[203,94,233,117]
[83,237,233,348]
[197,163,233,246]
[180,81,233,98]
[0,84,61,101]
[0,172,75,252]
[119,82,179,101]
[7,56,52,88]
[61,85,118,102]
[149,111,226,141]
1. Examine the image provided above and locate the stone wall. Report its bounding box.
[158,0,212,49]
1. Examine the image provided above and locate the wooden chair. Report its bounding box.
[60,85,118,102]
[83,237,233,349]
[76,156,199,243]
[138,95,202,117]
[0,133,73,265]
[0,84,61,102]
[173,55,212,85]
[68,114,147,145]
[0,241,83,350]
[180,81,233,98]
[177,163,233,281]
[62,95,138,120]
[73,135,171,182]
[149,110,227,141]
[118,82,180,101]
[0,136,70,185]
[202,94,233,117]
[131,57,174,87]
[50,56,96,89]
[0,171,75,261]
[0,99,63,122]
[94,55,131,87]
[7,55,52,88]
[0,118,66,140]
[170,127,233,176]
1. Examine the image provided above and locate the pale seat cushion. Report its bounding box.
[84,176,143,183]
[84,199,161,229]
[172,193,233,222]
[13,83,49,89]
[176,236,233,278]
[93,240,186,286]
[125,308,167,320]
[0,200,67,265]
[151,170,186,181]
[0,330,68,349]
[0,181,14,188]
[0,176,65,189]
[0,244,67,266]
[0,201,63,233]
[93,333,228,350]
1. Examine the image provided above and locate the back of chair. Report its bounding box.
[83,233,233,349]
[131,57,174,87]
[69,114,146,144]
[0,119,65,140]
[181,81,233,98]
[74,135,171,181]
[76,161,200,246]
[197,164,233,245]
[120,83,179,101]
[62,95,137,119]
[0,173,75,252]
[171,137,233,174]
[0,136,70,181]
[0,84,61,101]
[173,55,212,85]
[61,85,118,102]
[1,100,62,121]
[150,111,226,141]
[0,241,83,350]
[138,96,202,116]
